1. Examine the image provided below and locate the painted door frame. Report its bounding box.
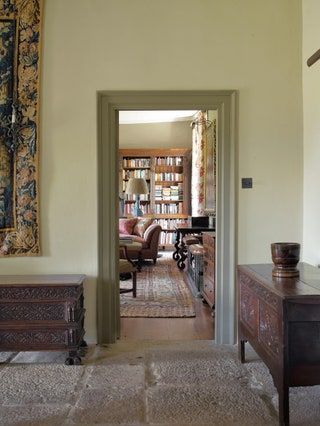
[97,90,237,344]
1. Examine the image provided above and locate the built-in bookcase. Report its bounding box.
[119,148,191,248]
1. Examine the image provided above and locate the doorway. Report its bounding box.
[118,110,214,340]
[97,91,237,345]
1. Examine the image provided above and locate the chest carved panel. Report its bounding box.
[0,286,80,300]
[0,303,66,321]
[0,330,68,345]
[238,271,279,310]
[240,282,258,335]
[259,301,280,357]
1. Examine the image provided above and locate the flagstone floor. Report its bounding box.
[1,340,320,425]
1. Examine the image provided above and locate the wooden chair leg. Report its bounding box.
[132,271,137,297]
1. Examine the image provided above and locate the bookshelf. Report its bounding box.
[119,148,191,248]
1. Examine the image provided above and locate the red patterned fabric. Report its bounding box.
[119,218,138,235]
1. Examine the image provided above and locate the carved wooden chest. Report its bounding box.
[0,274,86,364]
[202,232,215,308]
[238,263,320,425]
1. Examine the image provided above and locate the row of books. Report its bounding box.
[122,169,150,179]
[159,232,176,245]
[123,203,151,215]
[124,194,149,201]
[123,158,150,168]
[154,173,183,181]
[155,156,183,166]
[155,218,188,230]
[154,203,183,214]
[154,185,183,201]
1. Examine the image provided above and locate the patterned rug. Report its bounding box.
[120,254,195,317]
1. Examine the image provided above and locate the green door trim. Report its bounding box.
[97,90,238,344]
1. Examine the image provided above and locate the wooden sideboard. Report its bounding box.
[238,263,320,425]
[202,232,215,309]
[0,274,86,365]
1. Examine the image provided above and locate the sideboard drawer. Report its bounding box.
[203,277,215,307]
[201,232,215,309]
[203,259,215,280]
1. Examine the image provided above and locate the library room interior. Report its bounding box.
[118,110,217,340]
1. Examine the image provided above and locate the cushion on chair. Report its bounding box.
[119,259,136,274]
[133,218,154,237]
[119,218,138,235]
[129,235,149,248]
[189,243,205,255]
[183,235,200,245]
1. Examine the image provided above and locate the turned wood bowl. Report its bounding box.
[271,242,300,278]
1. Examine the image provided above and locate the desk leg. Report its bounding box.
[173,231,180,261]
[177,240,187,270]
[136,253,142,272]
[239,339,246,363]
[278,384,289,426]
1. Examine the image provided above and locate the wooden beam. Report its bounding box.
[307,48,320,67]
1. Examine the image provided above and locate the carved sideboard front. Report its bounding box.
[202,232,215,308]
[238,263,320,426]
[0,274,86,365]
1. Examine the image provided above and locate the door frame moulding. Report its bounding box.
[97,90,237,345]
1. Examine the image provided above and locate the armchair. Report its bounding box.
[121,224,162,265]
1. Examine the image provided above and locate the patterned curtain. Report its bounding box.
[191,111,216,216]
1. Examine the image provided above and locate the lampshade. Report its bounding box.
[125,177,148,195]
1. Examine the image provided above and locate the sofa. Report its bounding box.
[119,218,162,264]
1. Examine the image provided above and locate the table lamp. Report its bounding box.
[125,177,149,217]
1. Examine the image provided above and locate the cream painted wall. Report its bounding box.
[119,121,192,148]
[0,0,303,342]
[302,0,320,266]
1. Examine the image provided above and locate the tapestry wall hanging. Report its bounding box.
[0,0,42,256]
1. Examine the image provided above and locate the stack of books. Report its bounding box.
[155,185,162,200]
[170,185,179,201]
[162,187,171,200]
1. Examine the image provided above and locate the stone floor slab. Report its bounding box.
[147,383,278,425]
[0,404,72,426]
[69,386,145,424]
[0,341,320,425]
[147,345,247,387]
[0,364,85,405]
[86,364,145,389]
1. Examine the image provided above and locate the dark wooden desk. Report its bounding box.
[173,224,215,270]
[238,263,320,425]
[0,274,86,365]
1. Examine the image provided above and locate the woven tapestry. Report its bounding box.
[0,0,42,256]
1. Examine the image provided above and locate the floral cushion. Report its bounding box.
[133,218,154,237]
[119,218,138,235]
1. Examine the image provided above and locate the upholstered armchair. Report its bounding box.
[121,223,162,265]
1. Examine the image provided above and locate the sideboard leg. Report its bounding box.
[239,339,246,363]
[278,385,289,426]
[78,340,88,357]
[65,350,82,365]
[80,339,88,348]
